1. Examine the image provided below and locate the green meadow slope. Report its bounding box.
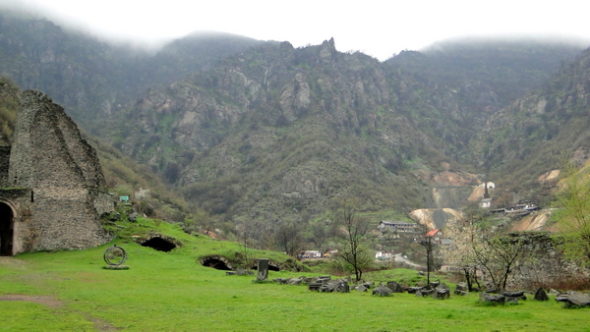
[1,218,588,331]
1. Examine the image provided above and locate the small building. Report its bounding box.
[479,198,492,209]
[378,221,421,233]
[299,250,322,259]
[479,180,493,208]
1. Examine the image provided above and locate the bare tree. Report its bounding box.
[466,218,531,291]
[275,221,303,257]
[420,232,435,286]
[336,199,370,282]
[235,222,254,269]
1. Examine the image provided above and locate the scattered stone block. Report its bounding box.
[286,277,302,285]
[355,285,368,292]
[256,259,269,281]
[480,292,505,305]
[556,292,590,308]
[128,212,138,222]
[386,281,404,293]
[434,285,450,299]
[319,280,350,293]
[454,282,468,296]
[416,288,434,297]
[407,286,422,294]
[102,265,129,270]
[503,291,526,302]
[534,288,549,301]
[372,285,393,297]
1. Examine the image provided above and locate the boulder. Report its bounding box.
[308,282,322,291]
[287,277,304,285]
[480,292,505,305]
[128,212,138,222]
[407,286,422,294]
[317,280,350,293]
[372,285,393,297]
[335,281,350,293]
[556,292,590,308]
[505,296,520,304]
[534,288,549,301]
[434,285,450,299]
[303,277,316,284]
[416,288,434,297]
[454,282,468,296]
[355,285,368,292]
[386,281,404,293]
[503,291,526,300]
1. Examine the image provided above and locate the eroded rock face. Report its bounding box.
[1,91,112,254]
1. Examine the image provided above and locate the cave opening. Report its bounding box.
[141,237,177,252]
[201,256,232,270]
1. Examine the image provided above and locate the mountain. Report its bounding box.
[2,10,590,233]
[110,38,587,226]
[116,40,442,223]
[475,47,590,206]
[0,11,264,133]
[384,39,583,164]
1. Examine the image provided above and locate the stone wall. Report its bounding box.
[0,146,9,187]
[7,91,112,253]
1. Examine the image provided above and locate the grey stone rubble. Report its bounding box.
[555,292,590,308]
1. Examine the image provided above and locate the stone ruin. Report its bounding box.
[0,91,113,255]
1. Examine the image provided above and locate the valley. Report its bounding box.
[1,9,590,329]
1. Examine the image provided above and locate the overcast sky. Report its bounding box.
[2,0,590,60]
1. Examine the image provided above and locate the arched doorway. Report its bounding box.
[0,202,14,256]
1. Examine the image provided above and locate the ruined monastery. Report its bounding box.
[0,91,113,255]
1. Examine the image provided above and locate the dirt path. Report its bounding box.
[394,253,423,269]
[0,256,28,268]
[0,294,120,331]
[0,294,63,308]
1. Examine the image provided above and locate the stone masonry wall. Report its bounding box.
[8,91,111,252]
[0,146,10,187]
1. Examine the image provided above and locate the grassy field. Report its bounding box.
[1,219,589,331]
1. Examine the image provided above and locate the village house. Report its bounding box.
[377,221,422,233]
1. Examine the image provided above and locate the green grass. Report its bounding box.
[1,219,589,331]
